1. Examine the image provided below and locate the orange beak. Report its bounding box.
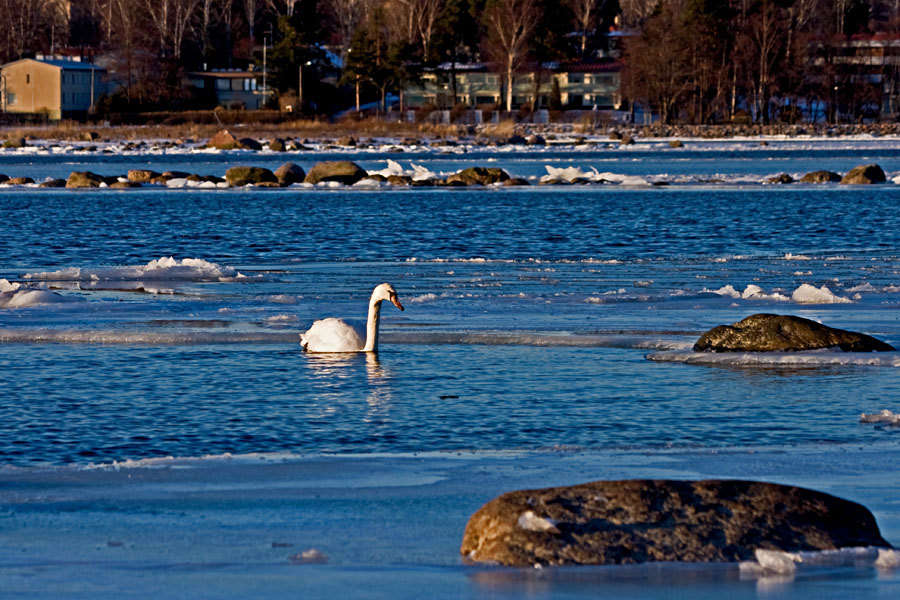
[391,295,404,311]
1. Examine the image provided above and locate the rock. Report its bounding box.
[460,479,891,567]
[0,174,7,183]
[608,131,622,141]
[225,166,278,187]
[363,174,387,182]
[6,177,34,185]
[539,178,571,186]
[274,162,306,186]
[447,167,510,186]
[668,140,684,148]
[337,136,357,147]
[304,161,367,185]
[506,135,527,145]
[162,171,191,179]
[619,135,635,145]
[759,140,769,146]
[81,131,100,142]
[268,138,286,152]
[526,134,546,146]
[410,179,435,187]
[38,179,67,188]
[66,171,106,188]
[387,175,412,186]
[206,129,260,150]
[127,170,160,183]
[765,173,794,184]
[3,137,26,148]
[109,181,141,189]
[799,170,842,183]
[693,314,895,352]
[502,178,531,186]
[840,164,886,184]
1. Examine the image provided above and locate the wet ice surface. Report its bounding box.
[2,447,899,599]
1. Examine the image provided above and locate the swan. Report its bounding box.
[300,283,404,352]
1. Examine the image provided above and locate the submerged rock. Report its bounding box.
[38,178,67,188]
[693,313,895,352]
[225,166,277,187]
[447,166,510,186]
[800,170,841,183]
[304,161,367,185]
[461,479,891,567]
[109,181,141,189]
[206,129,260,151]
[840,164,886,184]
[274,162,306,185]
[668,140,684,148]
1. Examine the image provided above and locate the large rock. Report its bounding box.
[206,129,261,151]
[225,166,277,187]
[66,171,106,188]
[304,161,367,185]
[447,167,510,186]
[693,313,894,352]
[127,169,160,183]
[800,170,841,183]
[274,162,306,185]
[461,479,891,567]
[840,164,886,184]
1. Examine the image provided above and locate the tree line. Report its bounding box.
[623,0,900,124]
[1,1,899,122]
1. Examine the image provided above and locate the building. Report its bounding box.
[404,62,622,111]
[0,56,106,119]
[186,69,274,110]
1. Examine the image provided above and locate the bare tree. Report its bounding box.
[569,0,604,56]
[327,0,375,62]
[416,0,443,60]
[619,0,658,28]
[244,0,262,39]
[266,0,299,15]
[483,0,541,112]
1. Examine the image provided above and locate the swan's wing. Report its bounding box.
[300,317,364,352]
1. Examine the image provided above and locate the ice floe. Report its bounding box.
[23,257,246,282]
[740,546,900,576]
[860,409,900,425]
[0,279,75,308]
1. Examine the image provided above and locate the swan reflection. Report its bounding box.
[302,351,394,419]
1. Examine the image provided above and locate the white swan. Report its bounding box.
[300,283,404,352]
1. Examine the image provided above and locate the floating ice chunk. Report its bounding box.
[744,546,893,576]
[411,162,437,181]
[517,510,559,533]
[791,283,851,304]
[543,165,597,182]
[712,284,741,298]
[0,278,20,292]
[860,409,900,425]
[24,257,245,282]
[739,284,789,301]
[265,314,299,324]
[288,548,329,564]
[166,178,188,188]
[784,253,811,260]
[847,282,877,292]
[0,280,76,308]
[368,158,405,178]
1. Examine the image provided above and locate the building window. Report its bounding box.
[568,73,583,84]
[26,74,30,84]
[216,78,230,91]
[7,93,16,105]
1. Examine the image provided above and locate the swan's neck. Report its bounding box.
[363,298,382,352]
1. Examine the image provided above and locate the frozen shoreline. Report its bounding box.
[2,444,899,599]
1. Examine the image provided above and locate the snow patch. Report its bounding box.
[24,257,246,282]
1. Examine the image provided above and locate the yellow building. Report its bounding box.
[1,57,107,120]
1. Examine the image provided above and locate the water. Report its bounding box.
[2,140,900,598]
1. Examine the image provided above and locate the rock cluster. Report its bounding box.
[693,313,895,352]
[460,478,891,567]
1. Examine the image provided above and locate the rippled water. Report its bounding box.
[2,145,900,466]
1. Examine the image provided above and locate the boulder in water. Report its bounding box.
[461,478,891,567]
[225,166,277,187]
[447,167,510,186]
[840,164,886,185]
[800,170,841,183]
[304,161,367,185]
[274,162,306,185]
[693,313,895,352]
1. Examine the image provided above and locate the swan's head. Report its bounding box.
[372,283,404,311]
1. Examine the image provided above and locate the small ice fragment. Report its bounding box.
[876,548,900,568]
[517,510,559,533]
[288,548,328,564]
[860,409,900,425]
[791,283,851,304]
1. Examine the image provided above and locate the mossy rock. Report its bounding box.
[304,161,367,185]
[447,166,510,186]
[274,162,306,185]
[109,181,141,189]
[3,138,26,148]
[225,166,278,187]
[765,173,794,184]
[7,177,34,185]
[387,175,412,186]
[66,171,106,188]
[502,178,531,186]
[268,138,286,152]
[668,140,684,148]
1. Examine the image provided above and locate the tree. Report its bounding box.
[569,0,605,57]
[482,0,541,111]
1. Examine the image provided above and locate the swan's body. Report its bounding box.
[300,283,404,352]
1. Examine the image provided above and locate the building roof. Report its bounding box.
[1,57,105,71]
[188,70,260,79]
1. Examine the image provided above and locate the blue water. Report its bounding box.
[2,143,900,599]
